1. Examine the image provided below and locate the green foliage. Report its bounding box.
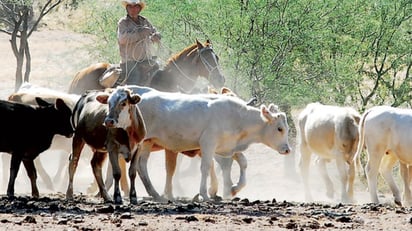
[71,0,412,110]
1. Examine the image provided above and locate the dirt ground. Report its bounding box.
[1,28,412,230]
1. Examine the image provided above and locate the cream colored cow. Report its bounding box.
[298,102,360,203]
[354,106,412,206]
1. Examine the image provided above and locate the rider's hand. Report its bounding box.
[150,32,161,43]
[137,26,153,38]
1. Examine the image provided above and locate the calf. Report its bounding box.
[0,97,73,198]
[354,106,412,206]
[8,82,130,195]
[297,102,360,203]
[7,82,81,191]
[66,89,146,204]
[101,86,291,201]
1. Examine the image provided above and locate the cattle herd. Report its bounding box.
[1,82,412,208]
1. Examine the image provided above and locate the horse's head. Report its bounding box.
[194,39,225,88]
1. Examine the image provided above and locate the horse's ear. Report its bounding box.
[196,39,204,49]
[206,39,211,45]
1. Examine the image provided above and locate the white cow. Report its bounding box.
[100,86,291,201]
[354,106,412,206]
[297,102,360,203]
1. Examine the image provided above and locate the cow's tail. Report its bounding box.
[353,108,373,176]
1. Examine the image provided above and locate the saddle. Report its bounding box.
[99,59,160,88]
[99,64,122,88]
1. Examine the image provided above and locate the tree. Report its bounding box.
[0,0,63,91]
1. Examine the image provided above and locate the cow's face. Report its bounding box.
[260,104,291,155]
[96,87,141,129]
[37,97,74,138]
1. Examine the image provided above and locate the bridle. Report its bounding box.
[171,45,221,83]
[198,46,221,80]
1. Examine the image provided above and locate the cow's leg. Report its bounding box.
[108,150,122,204]
[104,159,114,192]
[208,160,219,199]
[23,159,40,198]
[128,148,140,204]
[163,149,178,200]
[334,154,352,203]
[400,163,412,206]
[379,154,402,206]
[318,158,334,199]
[66,134,85,200]
[214,155,234,199]
[105,152,129,196]
[136,144,162,201]
[34,158,54,191]
[347,161,356,203]
[119,157,129,195]
[299,143,313,202]
[91,151,111,203]
[7,154,23,199]
[197,141,216,202]
[365,147,384,204]
[232,152,247,197]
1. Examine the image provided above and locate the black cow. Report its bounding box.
[0,97,73,199]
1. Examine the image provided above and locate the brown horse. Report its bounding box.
[68,39,225,94]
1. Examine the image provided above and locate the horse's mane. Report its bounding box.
[164,41,211,69]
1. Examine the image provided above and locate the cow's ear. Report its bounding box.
[96,94,109,104]
[268,104,279,113]
[260,105,272,123]
[221,87,233,95]
[35,97,51,107]
[55,98,69,110]
[208,86,218,94]
[130,94,141,104]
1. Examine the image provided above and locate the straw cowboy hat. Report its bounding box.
[121,0,145,9]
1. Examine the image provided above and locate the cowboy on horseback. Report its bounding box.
[116,0,161,86]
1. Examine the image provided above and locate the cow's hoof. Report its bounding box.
[211,195,223,202]
[130,197,138,205]
[114,198,122,205]
[192,193,209,202]
[394,199,402,207]
[153,196,167,203]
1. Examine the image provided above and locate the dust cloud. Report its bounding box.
[0,29,397,206]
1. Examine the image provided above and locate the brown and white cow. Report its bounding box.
[297,102,360,203]
[354,106,412,206]
[100,86,291,201]
[66,89,146,204]
[0,97,73,199]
